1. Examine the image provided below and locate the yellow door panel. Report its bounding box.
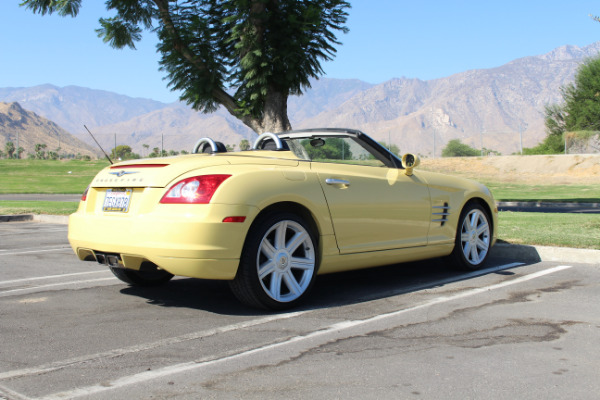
[311,163,431,253]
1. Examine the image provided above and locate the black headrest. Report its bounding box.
[202,141,228,153]
[260,139,289,151]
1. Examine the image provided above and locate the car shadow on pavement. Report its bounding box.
[119,279,268,316]
[304,256,531,310]
[117,247,536,315]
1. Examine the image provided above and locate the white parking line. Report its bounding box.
[0,227,67,237]
[0,383,30,400]
[0,271,110,286]
[33,264,573,400]
[0,247,72,256]
[0,278,118,297]
[0,311,306,381]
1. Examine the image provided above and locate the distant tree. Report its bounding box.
[482,147,501,156]
[5,142,15,159]
[562,56,600,131]
[35,143,47,159]
[180,150,189,155]
[47,151,59,160]
[363,141,400,160]
[531,56,600,154]
[544,103,567,137]
[0,149,5,158]
[441,139,479,157]
[149,147,161,158]
[111,145,139,160]
[142,143,149,157]
[239,139,251,151]
[302,137,353,160]
[524,103,566,154]
[22,0,350,134]
[378,141,401,156]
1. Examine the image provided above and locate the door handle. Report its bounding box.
[325,178,350,188]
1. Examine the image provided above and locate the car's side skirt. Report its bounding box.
[318,243,455,275]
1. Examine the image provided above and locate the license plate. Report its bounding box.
[103,189,132,213]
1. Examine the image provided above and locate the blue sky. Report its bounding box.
[1,1,599,103]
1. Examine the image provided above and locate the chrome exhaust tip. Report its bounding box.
[94,252,122,268]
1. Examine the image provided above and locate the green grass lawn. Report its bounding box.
[0,159,109,194]
[497,211,600,249]
[0,201,78,215]
[484,181,600,203]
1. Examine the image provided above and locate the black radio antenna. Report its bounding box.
[84,125,113,164]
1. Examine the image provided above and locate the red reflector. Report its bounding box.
[223,216,246,223]
[81,186,90,201]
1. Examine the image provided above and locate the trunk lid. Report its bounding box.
[90,151,300,188]
[90,155,231,188]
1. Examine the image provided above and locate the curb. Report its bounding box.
[33,214,70,224]
[497,201,600,208]
[490,243,600,264]
[0,214,34,223]
[0,214,69,224]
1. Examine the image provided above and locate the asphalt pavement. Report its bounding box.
[0,221,598,400]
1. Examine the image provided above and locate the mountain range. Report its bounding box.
[0,102,96,158]
[2,42,600,157]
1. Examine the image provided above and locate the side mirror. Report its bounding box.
[402,153,420,176]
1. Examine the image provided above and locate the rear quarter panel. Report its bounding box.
[189,161,336,237]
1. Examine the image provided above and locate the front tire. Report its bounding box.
[230,212,318,310]
[449,203,492,271]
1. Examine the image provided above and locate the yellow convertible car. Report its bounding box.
[69,128,497,309]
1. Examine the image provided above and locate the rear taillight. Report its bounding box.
[81,186,90,201]
[160,175,231,204]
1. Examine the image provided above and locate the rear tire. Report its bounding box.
[229,211,318,310]
[449,203,492,271]
[109,265,173,286]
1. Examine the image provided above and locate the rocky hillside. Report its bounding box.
[0,85,166,136]
[0,102,97,158]
[298,43,600,156]
[1,42,600,157]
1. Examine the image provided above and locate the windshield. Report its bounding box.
[283,136,387,167]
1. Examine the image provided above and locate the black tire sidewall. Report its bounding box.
[232,211,319,310]
[450,203,491,271]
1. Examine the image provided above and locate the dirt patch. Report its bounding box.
[420,154,600,184]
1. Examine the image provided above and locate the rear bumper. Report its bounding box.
[68,203,258,280]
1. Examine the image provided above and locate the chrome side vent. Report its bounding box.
[432,202,451,226]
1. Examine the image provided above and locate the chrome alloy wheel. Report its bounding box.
[459,208,491,265]
[256,220,316,303]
